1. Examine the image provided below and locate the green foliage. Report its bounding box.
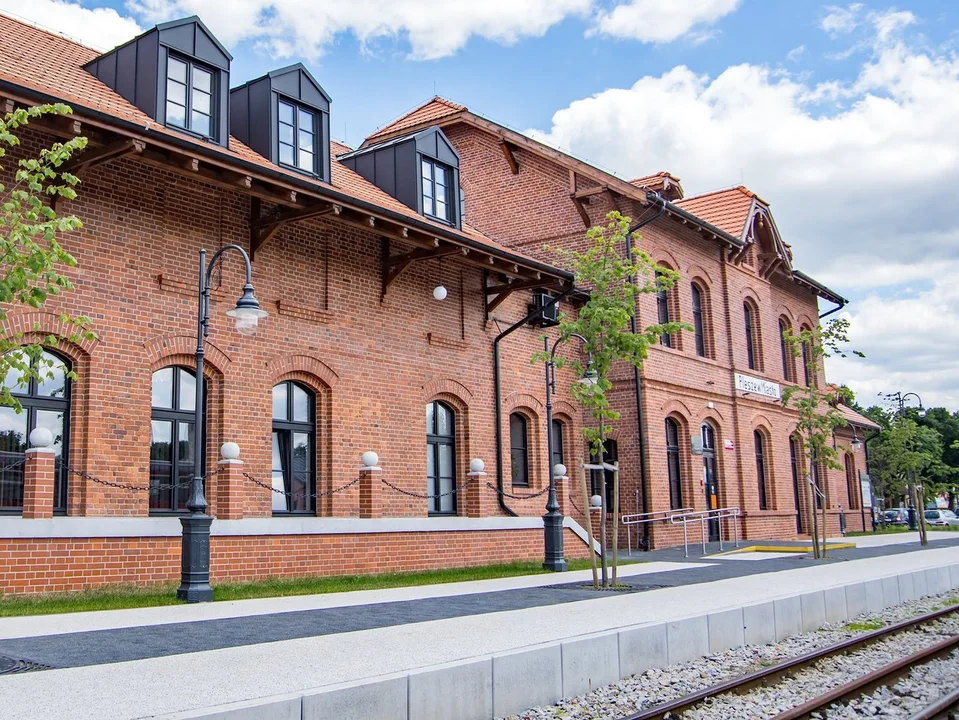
[0,103,94,410]
[537,211,690,456]
[869,415,945,503]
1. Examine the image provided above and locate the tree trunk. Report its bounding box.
[599,474,608,588]
[612,466,620,587]
[821,494,828,558]
[580,464,598,589]
[808,463,820,559]
[915,483,928,546]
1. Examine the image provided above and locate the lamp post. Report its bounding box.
[543,332,597,572]
[883,391,925,534]
[178,245,267,603]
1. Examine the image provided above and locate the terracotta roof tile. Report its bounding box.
[0,14,559,276]
[675,185,758,238]
[363,97,465,145]
[628,171,680,187]
[838,405,882,431]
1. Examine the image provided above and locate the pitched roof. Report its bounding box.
[364,97,465,145]
[838,405,882,431]
[0,13,567,281]
[675,186,760,238]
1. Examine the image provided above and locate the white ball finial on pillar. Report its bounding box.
[590,494,603,509]
[552,463,567,480]
[29,427,53,449]
[361,451,379,468]
[469,458,485,473]
[220,442,240,461]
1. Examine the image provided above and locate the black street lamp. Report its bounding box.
[543,333,597,572]
[178,245,267,603]
[883,391,925,533]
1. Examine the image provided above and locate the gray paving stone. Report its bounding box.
[708,608,745,653]
[882,575,901,607]
[845,583,868,621]
[824,587,848,625]
[938,567,952,595]
[774,596,803,641]
[492,645,562,718]
[666,615,708,664]
[303,677,406,720]
[409,658,492,720]
[951,564,959,590]
[913,570,929,598]
[898,572,916,602]
[926,568,941,596]
[173,696,302,720]
[800,591,826,632]
[743,602,776,646]
[561,633,619,698]
[618,623,667,677]
[864,579,884,613]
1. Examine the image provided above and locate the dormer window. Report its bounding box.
[422,158,451,222]
[278,100,316,174]
[166,55,214,137]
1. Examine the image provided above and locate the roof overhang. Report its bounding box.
[791,270,848,308]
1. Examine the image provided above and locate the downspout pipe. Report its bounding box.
[494,286,574,516]
[624,192,668,549]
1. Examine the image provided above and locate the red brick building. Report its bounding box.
[0,14,871,594]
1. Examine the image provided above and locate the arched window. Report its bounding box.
[0,349,71,512]
[701,423,720,541]
[272,381,316,514]
[427,401,456,515]
[789,436,802,533]
[550,418,565,474]
[656,271,672,348]
[844,453,857,510]
[666,418,683,509]
[509,412,529,487]
[150,366,202,512]
[755,430,768,510]
[779,319,793,382]
[691,283,706,358]
[744,302,758,370]
[801,329,814,386]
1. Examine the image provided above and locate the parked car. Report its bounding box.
[884,508,912,526]
[924,509,959,527]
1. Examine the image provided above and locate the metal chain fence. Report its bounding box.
[379,473,480,500]
[241,471,361,500]
[485,482,550,500]
[66,465,224,493]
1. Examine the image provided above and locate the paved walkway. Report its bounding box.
[0,534,956,719]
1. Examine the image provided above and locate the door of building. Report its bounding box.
[701,423,720,541]
[790,437,803,534]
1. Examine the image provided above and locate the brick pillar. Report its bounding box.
[215,458,246,520]
[22,448,56,519]
[465,468,487,517]
[359,465,382,518]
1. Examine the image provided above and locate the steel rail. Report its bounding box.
[907,685,959,720]
[616,602,959,720]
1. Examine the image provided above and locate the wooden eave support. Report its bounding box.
[485,277,563,315]
[499,139,519,174]
[380,240,469,301]
[249,197,335,259]
[571,196,591,228]
[62,138,145,174]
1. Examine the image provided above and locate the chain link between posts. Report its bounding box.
[65,465,224,493]
[486,482,551,500]
[241,472,362,500]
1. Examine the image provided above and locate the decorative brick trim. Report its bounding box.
[659,398,693,418]
[422,377,473,404]
[426,332,469,351]
[652,250,681,271]
[267,353,339,388]
[276,301,336,325]
[749,413,775,431]
[504,391,543,416]
[157,273,226,301]
[0,311,99,355]
[552,399,578,421]
[686,264,714,287]
[143,334,231,377]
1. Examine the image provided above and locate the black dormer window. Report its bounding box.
[422,158,451,222]
[278,100,316,174]
[166,54,215,138]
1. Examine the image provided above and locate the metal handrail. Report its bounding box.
[669,507,742,557]
[622,507,694,552]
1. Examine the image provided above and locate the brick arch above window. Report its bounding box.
[652,250,681,271]
[749,413,776,432]
[776,305,797,326]
[742,296,764,372]
[144,334,230,378]
[697,406,727,425]
[504,392,543,417]
[267,353,339,389]
[1,311,100,357]
[686,265,714,288]
[660,398,694,419]
[422,377,473,406]
[552,399,578,421]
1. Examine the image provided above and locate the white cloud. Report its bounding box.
[528,7,959,406]
[125,0,592,60]
[590,0,741,43]
[820,3,864,35]
[0,1,142,50]
[787,45,806,62]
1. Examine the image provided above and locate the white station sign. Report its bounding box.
[735,373,781,400]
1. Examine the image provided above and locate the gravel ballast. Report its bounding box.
[501,591,959,720]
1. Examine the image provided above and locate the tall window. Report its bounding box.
[691,283,706,357]
[790,437,802,533]
[272,381,316,514]
[550,418,565,475]
[422,159,451,222]
[150,366,201,512]
[844,453,857,510]
[656,271,671,347]
[780,319,792,381]
[754,430,768,510]
[801,331,813,386]
[278,100,316,173]
[509,412,529,487]
[426,401,456,515]
[590,439,619,511]
[166,55,213,137]
[744,302,757,370]
[0,350,70,512]
[666,418,683,510]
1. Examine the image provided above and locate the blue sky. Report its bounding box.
[3,1,959,409]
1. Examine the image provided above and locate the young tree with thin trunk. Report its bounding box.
[538,211,688,588]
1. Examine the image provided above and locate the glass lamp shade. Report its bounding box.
[578,367,599,387]
[433,285,448,301]
[226,284,268,336]
[851,437,862,452]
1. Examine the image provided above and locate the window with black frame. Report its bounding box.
[421,158,452,222]
[550,418,565,475]
[744,302,757,370]
[0,349,70,513]
[426,401,456,515]
[165,55,214,138]
[780,319,793,381]
[656,271,671,347]
[278,100,316,174]
[150,367,202,512]
[801,330,814,386]
[272,381,315,514]
[844,453,857,510]
[509,412,530,487]
[755,430,768,510]
[691,283,706,357]
[666,418,683,509]
[590,439,618,510]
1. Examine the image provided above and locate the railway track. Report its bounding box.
[616,602,959,720]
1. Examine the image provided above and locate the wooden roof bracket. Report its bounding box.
[381,238,468,302]
[249,197,334,260]
[570,196,591,228]
[499,139,519,175]
[485,276,561,316]
[52,138,145,209]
